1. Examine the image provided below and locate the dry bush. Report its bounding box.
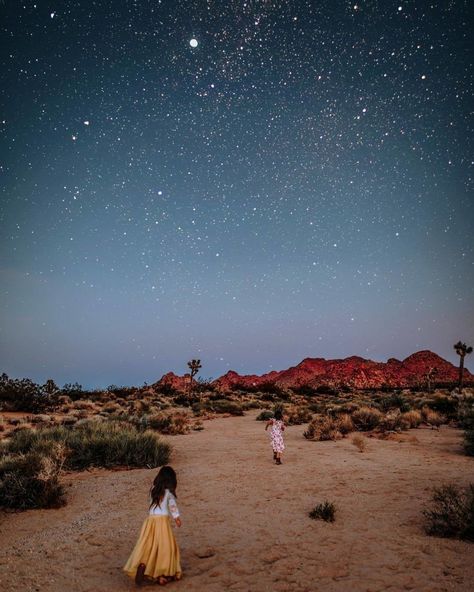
[102,402,122,414]
[400,409,423,428]
[421,407,444,427]
[30,414,53,424]
[304,416,343,441]
[285,406,312,425]
[351,407,384,431]
[424,483,474,542]
[147,412,191,435]
[336,414,354,435]
[71,400,96,411]
[352,434,367,452]
[0,416,5,432]
[309,501,336,522]
[0,444,67,510]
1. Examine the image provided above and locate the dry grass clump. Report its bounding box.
[336,413,355,435]
[424,483,474,542]
[0,415,5,432]
[5,421,171,470]
[71,400,97,411]
[351,434,367,452]
[421,407,444,427]
[304,416,343,441]
[309,501,336,522]
[30,414,53,424]
[256,410,274,421]
[351,406,384,431]
[0,444,67,510]
[399,409,423,429]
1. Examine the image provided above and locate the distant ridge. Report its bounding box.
[153,350,474,392]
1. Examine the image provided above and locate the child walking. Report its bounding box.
[265,407,286,464]
[124,466,182,586]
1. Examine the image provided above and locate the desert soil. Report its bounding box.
[0,411,473,592]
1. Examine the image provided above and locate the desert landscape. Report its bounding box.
[1,350,473,592]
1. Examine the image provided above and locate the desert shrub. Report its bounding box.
[146,412,190,435]
[423,483,474,542]
[351,407,383,431]
[204,399,244,416]
[285,406,312,425]
[0,444,67,510]
[61,382,84,401]
[458,399,474,431]
[314,385,338,396]
[304,416,342,441]
[71,399,96,411]
[243,400,263,410]
[426,395,458,418]
[329,402,359,416]
[465,431,474,456]
[256,410,274,421]
[173,393,193,407]
[399,410,423,428]
[309,501,336,522]
[336,413,355,435]
[0,373,59,413]
[30,414,53,424]
[379,393,411,413]
[421,407,444,427]
[0,415,5,432]
[292,385,318,397]
[352,434,367,452]
[5,422,171,470]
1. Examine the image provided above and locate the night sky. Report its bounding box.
[1,1,473,388]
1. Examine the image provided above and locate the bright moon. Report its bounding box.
[189,38,198,48]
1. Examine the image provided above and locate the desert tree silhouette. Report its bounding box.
[454,341,473,391]
[187,359,202,394]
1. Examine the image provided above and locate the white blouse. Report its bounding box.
[149,489,180,519]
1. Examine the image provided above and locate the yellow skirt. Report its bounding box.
[123,516,181,580]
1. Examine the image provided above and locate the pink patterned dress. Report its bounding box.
[269,419,285,453]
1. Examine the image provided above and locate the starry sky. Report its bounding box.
[1,1,473,388]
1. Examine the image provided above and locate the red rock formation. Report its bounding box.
[153,351,473,393]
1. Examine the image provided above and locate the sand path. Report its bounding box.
[0,411,473,592]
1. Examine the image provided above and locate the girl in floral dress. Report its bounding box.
[265,407,285,464]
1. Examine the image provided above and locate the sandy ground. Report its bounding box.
[0,411,473,592]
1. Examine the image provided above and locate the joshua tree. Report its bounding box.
[454,341,473,391]
[426,367,437,393]
[187,359,202,394]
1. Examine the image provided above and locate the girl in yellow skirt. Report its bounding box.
[124,466,182,586]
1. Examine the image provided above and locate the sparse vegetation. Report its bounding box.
[0,444,67,510]
[351,406,384,431]
[304,416,343,441]
[309,501,336,522]
[4,421,171,470]
[423,483,474,542]
[352,434,367,452]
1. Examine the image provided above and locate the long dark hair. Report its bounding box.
[150,466,177,508]
[273,406,283,421]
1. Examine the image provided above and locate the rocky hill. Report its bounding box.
[153,350,473,392]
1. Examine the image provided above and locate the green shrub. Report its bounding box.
[4,422,171,470]
[426,395,458,418]
[0,445,67,510]
[309,501,336,522]
[423,484,474,542]
[352,407,383,431]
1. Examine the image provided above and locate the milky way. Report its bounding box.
[1,1,473,387]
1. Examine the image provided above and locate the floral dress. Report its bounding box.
[269,419,285,453]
